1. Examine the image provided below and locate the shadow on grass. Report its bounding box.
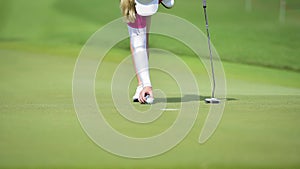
[154,94,238,103]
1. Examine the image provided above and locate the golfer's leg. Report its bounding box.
[146,16,151,57]
[128,26,151,88]
[128,15,153,103]
[130,44,142,87]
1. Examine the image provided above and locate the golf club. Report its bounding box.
[202,0,220,104]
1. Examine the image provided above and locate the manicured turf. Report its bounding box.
[1,48,300,168]
[0,0,300,168]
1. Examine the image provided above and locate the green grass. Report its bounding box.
[1,0,300,168]
[1,49,300,168]
[0,0,300,70]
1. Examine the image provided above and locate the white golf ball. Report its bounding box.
[145,95,154,104]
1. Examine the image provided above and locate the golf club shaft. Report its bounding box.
[203,0,216,98]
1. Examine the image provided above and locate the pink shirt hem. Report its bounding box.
[127,14,147,29]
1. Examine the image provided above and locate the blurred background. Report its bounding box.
[0,0,299,70]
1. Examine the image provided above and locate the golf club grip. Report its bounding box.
[203,0,207,8]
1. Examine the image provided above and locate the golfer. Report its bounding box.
[120,0,174,103]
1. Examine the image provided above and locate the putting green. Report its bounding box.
[0,49,299,168]
[1,0,300,168]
